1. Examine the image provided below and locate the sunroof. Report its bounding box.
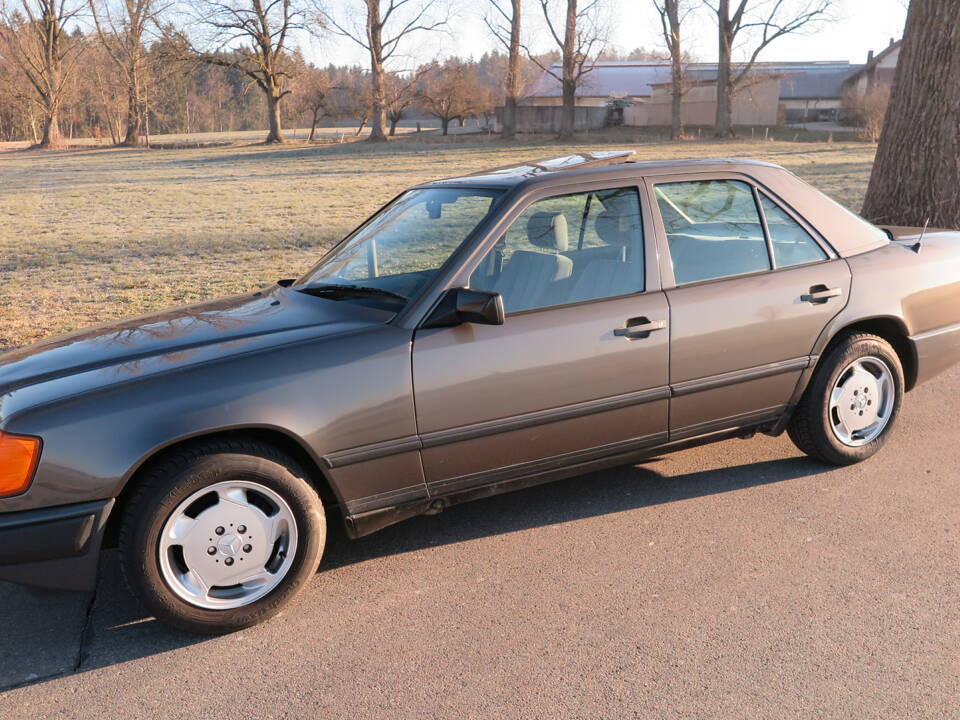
[474,150,636,177]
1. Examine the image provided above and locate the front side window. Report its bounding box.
[470,187,645,313]
[655,179,770,285]
[297,187,501,310]
[759,193,828,268]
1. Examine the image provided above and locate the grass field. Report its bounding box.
[0,131,877,352]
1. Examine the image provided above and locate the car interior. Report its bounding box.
[470,187,646,313]
[656,180,827,284]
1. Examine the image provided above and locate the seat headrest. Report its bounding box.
[527,212,569,252]
[595,210,633,246]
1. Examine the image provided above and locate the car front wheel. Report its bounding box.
[788,332,904,465]
[120,439,325,635]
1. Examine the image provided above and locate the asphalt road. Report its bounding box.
[1,366,957,719]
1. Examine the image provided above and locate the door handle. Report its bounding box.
[614,316,666,339]
[801,285,842,304]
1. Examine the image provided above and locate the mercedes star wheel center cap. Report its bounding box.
[218,533,242,557]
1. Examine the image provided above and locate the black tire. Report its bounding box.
[119,439,325,635]
[788,332,904,465]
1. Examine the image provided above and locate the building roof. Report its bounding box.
[526,60,861,100]
[650,62,858,97]
[842,39,902,87]
[779,67,864,99]
[526,62,674,99]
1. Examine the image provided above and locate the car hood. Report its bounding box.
[0,284,394,395]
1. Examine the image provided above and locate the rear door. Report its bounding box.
[411,182,670,495]
[647,173,852,437]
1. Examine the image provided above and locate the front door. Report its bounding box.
[411,184,670,495]
[648,175,852,437]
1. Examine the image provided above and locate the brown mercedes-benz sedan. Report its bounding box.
[2,152,959,634]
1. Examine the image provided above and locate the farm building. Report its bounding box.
[625,71,782,127]
[504,41,900,131]
[841,38,902,97]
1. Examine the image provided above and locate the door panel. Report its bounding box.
[412,293,670,487]
[666,259,851,432]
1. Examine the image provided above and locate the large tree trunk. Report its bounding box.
[39,106,61,148]
[502,96,518,139]
[558,0,578,140]
[666,0,683,140]
[670,73,683,139]
[714,0,734,138]
[861,0,960,228]
[501,0,522,140]
[265,92,285,143]
[441,117,450,135]
[389,116,399,136]
[560,79,576,138]
[123,77,142,147]
[368,61,388,142]
[365,3,388,144]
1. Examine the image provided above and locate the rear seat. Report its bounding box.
[667,224,769,284]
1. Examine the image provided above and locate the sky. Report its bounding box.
[302,0,908,71]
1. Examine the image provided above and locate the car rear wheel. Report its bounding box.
[787,332,904,465]
[119,439,325,635]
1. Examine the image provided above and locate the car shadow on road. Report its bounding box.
[4,454,828,691]
[320,455,828,570]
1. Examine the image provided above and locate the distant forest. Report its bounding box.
[0,39,517,142]
[0,0,669,145]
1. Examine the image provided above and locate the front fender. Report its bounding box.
[0,325,422,514]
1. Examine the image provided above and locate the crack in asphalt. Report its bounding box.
[0,583,99,694]
[73,585,98,673]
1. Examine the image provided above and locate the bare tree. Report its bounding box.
[384,69,422,135]
[841,84,889,142]
[653,0,694,139]
[292,64,329,140]
[87,38,127,141]
[178,0,304,143]
[484,0,521,139]
[0,55,45,141]
[528,0,606,140]
[88,0,166,145]
[417,58,485,135]
[0,0,85,147]
[316,0,446,142]
[705,0,832,137]
[861,0,960,228]
[322,66,373,135]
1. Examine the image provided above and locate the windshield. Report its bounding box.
[297,187,502,310]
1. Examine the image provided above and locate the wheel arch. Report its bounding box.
[103,427,342,548]
[816,316,917,391]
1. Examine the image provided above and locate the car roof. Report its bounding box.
[419,152,785,190]
[415,152,889,259]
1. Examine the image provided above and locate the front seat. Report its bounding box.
[569,210,641,303]
[493,212,573,312]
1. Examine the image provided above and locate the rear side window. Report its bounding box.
[759,193,828,268]
[654,180,770,284]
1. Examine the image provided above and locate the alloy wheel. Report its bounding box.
[828,355,895,447]
[157,480,298,610]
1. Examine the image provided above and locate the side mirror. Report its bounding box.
[423,287,505,328]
